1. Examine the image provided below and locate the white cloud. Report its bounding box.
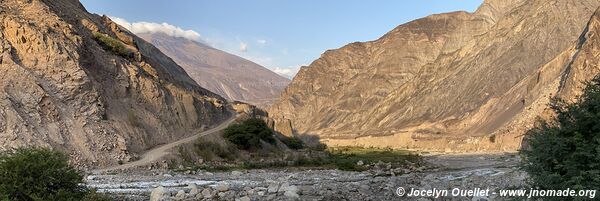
[272,65,304,79]
[109,16,202,42]
[257,39,267,45]
[239,42,248,52]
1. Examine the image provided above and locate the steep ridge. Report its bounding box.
[557,7,600,101]
[137,32,290,108]
[269,0,600,152]
[0,0,230,168]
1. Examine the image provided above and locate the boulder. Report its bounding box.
[174,190,186,200]
[215,183,230,192]
[201,188,213,199]
[150,186,168,201]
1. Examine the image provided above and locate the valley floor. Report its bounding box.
[87,153,526,200]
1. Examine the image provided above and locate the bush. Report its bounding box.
[281,136,305,150]
[92,32,133,59]
[521,76,600,198]
[223,118,275,150]
[0,148,112,201]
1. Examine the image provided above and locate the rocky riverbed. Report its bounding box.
[86,153,526,201]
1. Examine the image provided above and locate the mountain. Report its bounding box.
[0,0,230,167]
[269,0,600,152]
[137,32,290,107]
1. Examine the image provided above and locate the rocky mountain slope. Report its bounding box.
[137,32,290,107]
[269,0,600,152]
[0,0,230,168]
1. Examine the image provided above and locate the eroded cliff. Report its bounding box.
[269,0,600,152]
[0,0,230,167]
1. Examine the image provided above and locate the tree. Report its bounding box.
[521,76,600,199]
[0,148,110,201]
[223,118,276,150]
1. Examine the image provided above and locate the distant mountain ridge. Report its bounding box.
[138,32,290,107]
[269,0,600,152]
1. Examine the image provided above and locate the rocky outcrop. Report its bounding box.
[0,0,230,168]
[137,32,290,108]
[269,0,600,152]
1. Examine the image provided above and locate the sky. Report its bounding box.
[80,0,483,78]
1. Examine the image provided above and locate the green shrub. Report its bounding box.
[334,159,366,171]
[223,118,275,150]
[281,136,305,150]
[488,134,496,143]
[0,148,112,201]
[92,32,132,59]
[521,76,600,199]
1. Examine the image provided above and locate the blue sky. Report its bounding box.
[80,0,483,78]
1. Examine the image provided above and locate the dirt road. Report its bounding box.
[92,116,237,174]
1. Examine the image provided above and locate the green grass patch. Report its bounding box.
[328,147,420,171]
[232,147,420,172]
[92,31,133,59]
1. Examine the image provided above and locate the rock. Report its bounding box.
[359,185,370,192]
[267,183,279,193]
[150,186,167,201]
[247,189,256,195]
[257,191,265,196]
[162,174,173,177]
[188,184,199,196]
[202,188,212,198]
[278,182,291,193]
[232,170,243,176]
[237,196,251,201]
[175,190,186,200]
[299,185,313,195]
[285,185,298,194]
[284,190,300,199]
[215,183,230,192]
[356,160,364,166]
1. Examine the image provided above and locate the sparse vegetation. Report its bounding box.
[92,31,133,59]
[192,139,237,161]
[280,136,305,150]
[223,118,276,150]
[521,75,600,198]
[328,147,420,171]
[0,148,112,201]
[230,147,420,172]
[488,134,496,143]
